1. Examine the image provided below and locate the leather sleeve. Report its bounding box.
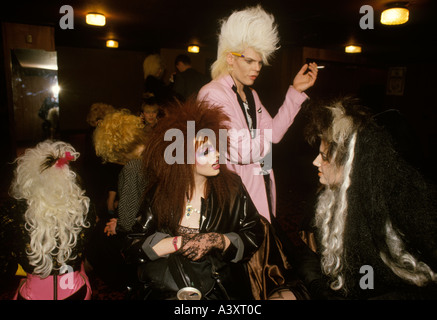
[222,184,265,262]
[122,201,157,265]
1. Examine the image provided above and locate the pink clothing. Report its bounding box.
[198,75,308,221]
[13,263,92,300]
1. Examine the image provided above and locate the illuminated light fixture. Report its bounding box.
[381,3,409,25]
[345,45,362,53]
[187,45,200,53]
[106,40,119,48]
[86,13,106,26]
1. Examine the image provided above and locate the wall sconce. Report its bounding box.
[381,3,409,25]
[106,40,119,48]
[187,45,200,53]
[86,13,106,26]
[345,45,362,53]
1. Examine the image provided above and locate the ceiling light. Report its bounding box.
[106,40,119,48]
[381,6,409,25]
[86,13,106,26]
[187,45,199,53]
[345,45,362,53]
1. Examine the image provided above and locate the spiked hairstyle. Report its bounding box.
[211,5,280,79]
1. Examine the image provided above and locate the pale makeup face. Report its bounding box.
[227,47,263,88]
[313,140,343,187]
[194,140,220,178]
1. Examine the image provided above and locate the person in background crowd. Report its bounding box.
[85,102,120,223]
[139,96,161,134]
[86,109,149,290]
[143,53,174,105]
[171,54,209,101]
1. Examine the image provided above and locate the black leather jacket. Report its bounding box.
[126,181,265,299]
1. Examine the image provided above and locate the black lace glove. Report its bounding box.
[179,233,225,261]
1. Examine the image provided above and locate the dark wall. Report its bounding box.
[57,46,146,132]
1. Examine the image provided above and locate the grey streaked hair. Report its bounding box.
[315,132,357,291]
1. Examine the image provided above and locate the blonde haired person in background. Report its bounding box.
[93,109,149,234]
[86,109,149,290]
[143,53,174,104]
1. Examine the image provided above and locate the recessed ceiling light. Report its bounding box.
[86,13,106,26]
[345,45,362,53]
[106,40,119,48]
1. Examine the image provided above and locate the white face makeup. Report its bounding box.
[194,140,220,178]
[228,47,263,88]
[313,140,343,187]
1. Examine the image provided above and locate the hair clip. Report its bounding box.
[231,52,245,58]
[55,152,74,168]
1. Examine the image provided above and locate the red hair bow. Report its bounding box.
[55,151,74,168]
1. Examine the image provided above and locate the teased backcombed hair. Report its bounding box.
[86,102,116,127]
[9,140,90,278]
[143,98,240,234]
[211,5,280,79]
[305,97,370,168]
[143,53,164,79]
[314,131,357,291]
[93,109,148,164]
[305,97,437,294]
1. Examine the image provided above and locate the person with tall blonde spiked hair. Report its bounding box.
[0,140,93,300]
[198,4,317,227]
[198,5,323,299]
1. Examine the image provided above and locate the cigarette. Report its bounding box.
[317,66,325,69]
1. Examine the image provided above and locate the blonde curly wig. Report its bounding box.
[93,109,148,164]
[9,140,90,278]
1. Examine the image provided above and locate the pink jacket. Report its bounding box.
[198,75,308,222]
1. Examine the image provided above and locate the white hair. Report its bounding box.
[143,54,164,79]
[381,219,437,286]
[315,132,357,291]
[9,140,90,278]
[211,5,280,79]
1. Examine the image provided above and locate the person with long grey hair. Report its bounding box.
[0,140,93,300]
[305,97,437,299]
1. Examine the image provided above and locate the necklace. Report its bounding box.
[185,199,201,218]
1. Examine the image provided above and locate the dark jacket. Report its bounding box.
[172,68,209,101]
[126,180,265,299]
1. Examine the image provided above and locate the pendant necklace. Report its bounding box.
[185,198,201,219]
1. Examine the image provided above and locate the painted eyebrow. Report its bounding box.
[244,57,262,63]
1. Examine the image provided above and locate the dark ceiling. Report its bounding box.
[1,0,436,61]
